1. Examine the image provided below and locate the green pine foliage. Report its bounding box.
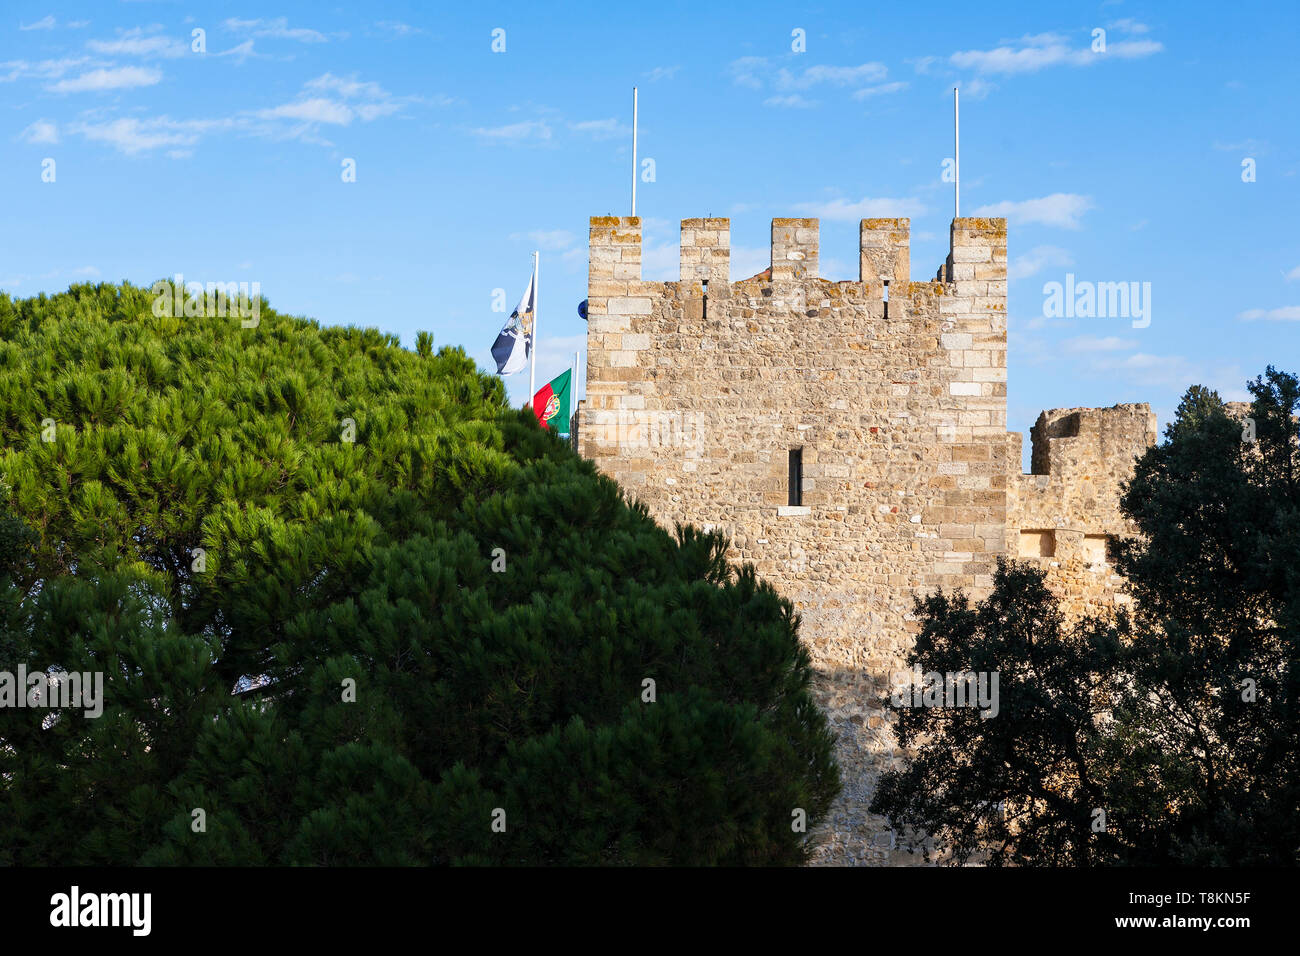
[0,281,839,866]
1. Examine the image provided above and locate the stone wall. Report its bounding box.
[580,214,1009,864]
[578,209,1161,864]
[1006,405,1157,621]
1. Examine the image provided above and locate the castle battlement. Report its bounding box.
[578,209,1152,866]
[1006,404,1156,607]
[588,215,1006,297]
[1027,404,1157,480]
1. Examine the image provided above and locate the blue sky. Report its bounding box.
[3,1,1297,455]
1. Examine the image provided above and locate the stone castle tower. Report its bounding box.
[577,214,1156,864]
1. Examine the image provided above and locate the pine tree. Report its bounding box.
[0,281,839,865]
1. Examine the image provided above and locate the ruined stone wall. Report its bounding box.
[1006,405,1157,621]
[579,214,1008,864]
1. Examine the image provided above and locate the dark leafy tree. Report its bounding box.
[872,367,1299,865]
[868,559,1125,865]
[1110,367,1299,864]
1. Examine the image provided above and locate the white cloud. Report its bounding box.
[258,98,354,125]
[568,118,629,139]
[1053,339,1246,399]
[957,77,996,99]
[70,116,228,155]
[951,33,1162,74]
[1091,351,1198,388]
[953,45,1072,74]
[730,57,889,95]
[1008,245,1073,280]
[972,193,1093,229]
[1238,306,1300,321]
[224,17,327,43]
[88,27,187,58]
[793,196,926,220]
[62,71,407,157]
[645,65,679,81]
[306,73,385,99]
[375,21,423,36]
[764,94,817,109]
[729,56,768,89]
[1107,19,1150,34]
[1285,265,1300,282]
[257,75,406,127]
[775,62,888,90]
[48,65,162,93]
[1012,31,1069,45]
[217,40,257,62]
[470,120,552,142]
[853,81,908,99]
[354,102,402,121]
[17,16,87,31]
[20,119,59,144]
[0,57,93,83]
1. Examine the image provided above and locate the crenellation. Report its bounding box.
[771,217,820,280]
[579,211,1148,866]
[1007,403,1157,620]
[859,218,911,290]
[680,217,730,284]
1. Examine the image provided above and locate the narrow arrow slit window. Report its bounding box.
[788,448,803,507]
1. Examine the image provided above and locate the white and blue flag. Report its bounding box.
[492,268,535,375]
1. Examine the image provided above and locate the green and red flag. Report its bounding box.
[532,368,571,433]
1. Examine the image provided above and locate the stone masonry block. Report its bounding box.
[772,218,819,280]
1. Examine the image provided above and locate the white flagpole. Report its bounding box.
[626,87,631,215]
[530,250,539,403]
[954,86,960,219]
[574,349,580,401]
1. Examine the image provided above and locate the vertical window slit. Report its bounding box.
[788,448,803,507]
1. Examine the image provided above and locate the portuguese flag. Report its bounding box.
[532,368,572,433]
